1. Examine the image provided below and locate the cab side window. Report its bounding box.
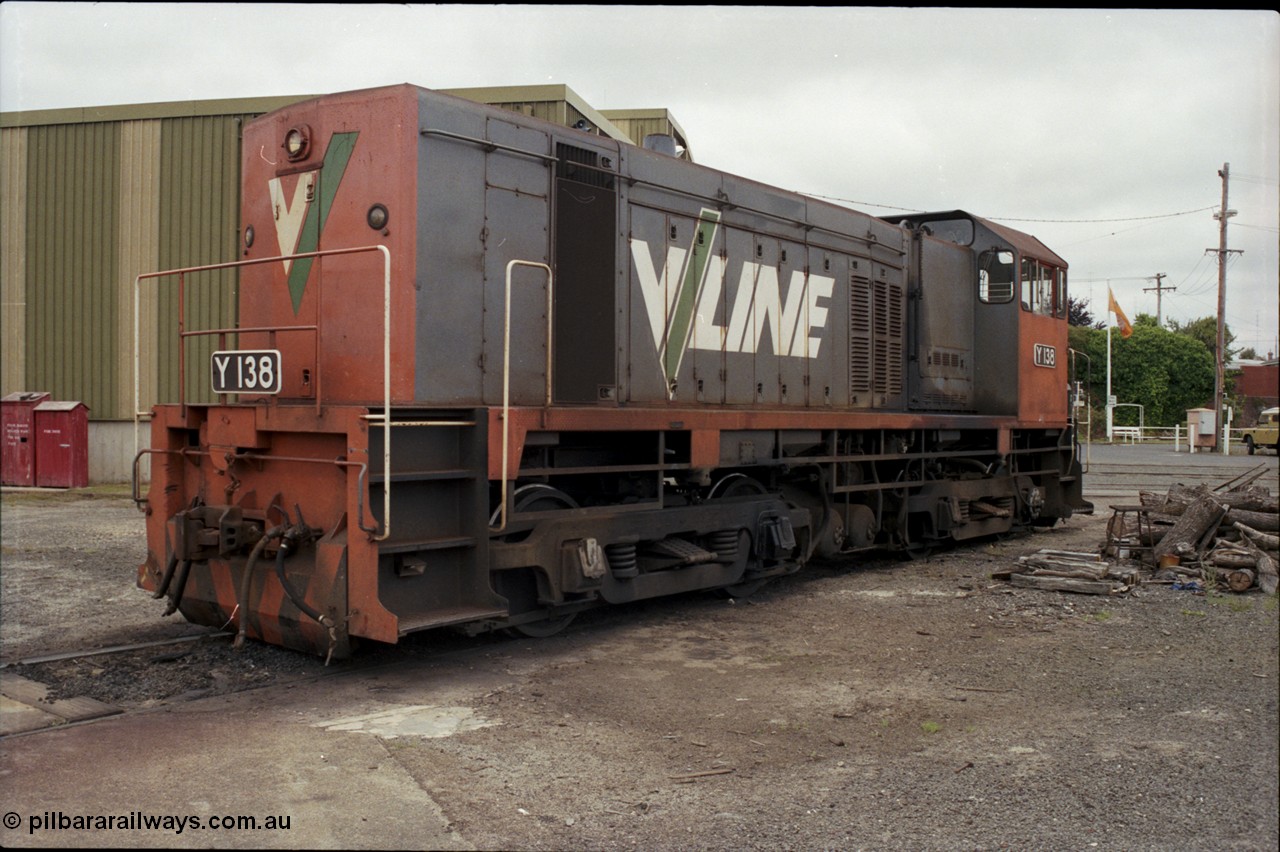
[978,250,1015,303]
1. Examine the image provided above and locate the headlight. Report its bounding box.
[367,204,389,231]
[284,126,310,161]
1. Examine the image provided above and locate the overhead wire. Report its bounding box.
[801,191,1271,343]
[985,206,1218,224]
[798,192,1221,227]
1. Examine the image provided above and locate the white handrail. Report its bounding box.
[492,259,554,533]
[132,245,393,540]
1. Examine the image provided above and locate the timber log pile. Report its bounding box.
[1002,464,1278,597]
[999,550,1139,596]
[1139,472,1279,595]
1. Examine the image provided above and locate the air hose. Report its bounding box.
[274,514,339,665]
[233,525,284,649]
[230,507,337,663]
[152,552,178,600]
[162,559,192,617]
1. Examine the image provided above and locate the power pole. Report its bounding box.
[1207,163,1242,452]
[1143,272,1173,326]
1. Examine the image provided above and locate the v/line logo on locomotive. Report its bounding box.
[630,208,836,392]
[257,133,1056,386]
[266,131,359,314]
[270,140,838,391]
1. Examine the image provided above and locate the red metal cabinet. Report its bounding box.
[33,401,90,488]
[2,392,51,486]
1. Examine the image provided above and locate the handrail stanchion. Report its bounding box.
[492,260,554,533]
[132,245,393,540]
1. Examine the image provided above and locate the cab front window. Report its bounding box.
[1020,258,1064,317]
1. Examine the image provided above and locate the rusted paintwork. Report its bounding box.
[236,88,418,407]
[137,403,397,656]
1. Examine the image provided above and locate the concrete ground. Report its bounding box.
[0,650,503,849]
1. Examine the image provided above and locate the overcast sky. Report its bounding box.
[3,4,1277,355]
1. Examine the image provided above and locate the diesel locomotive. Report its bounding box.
[135,84,1090,659]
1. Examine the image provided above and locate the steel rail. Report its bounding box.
[0,631,225,670]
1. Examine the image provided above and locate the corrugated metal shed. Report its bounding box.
[24,120,121,417]
[444,84,633,141]
[1,96,307,420]
[0,85,689,445]
[156,113,245,405]
[1,126,29,398]
[599,108,694,162]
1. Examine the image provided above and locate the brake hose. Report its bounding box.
[152,552,178,599]
[162,558,192,617]
[233,525,284,649]
[274,519,340,665]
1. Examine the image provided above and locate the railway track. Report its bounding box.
[0,619,489,739]
[0,630,329,738]
[0,630,220,670]
[1081,447,1276,500]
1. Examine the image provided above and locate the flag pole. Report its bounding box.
[1105,281,1113,442]
[1106,323,1113,442]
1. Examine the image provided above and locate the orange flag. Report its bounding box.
[1108,287,1133,338]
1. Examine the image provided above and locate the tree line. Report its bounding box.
[1065,296,1250,432]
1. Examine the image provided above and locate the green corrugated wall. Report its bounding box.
[157,114,246,407]
[23,121,121,418]
[7,113,251,419]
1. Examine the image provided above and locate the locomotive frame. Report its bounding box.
[135,85,1090,659]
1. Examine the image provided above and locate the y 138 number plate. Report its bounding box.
[211,350,282,394]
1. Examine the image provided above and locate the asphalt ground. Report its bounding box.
[1077,440,1279,501]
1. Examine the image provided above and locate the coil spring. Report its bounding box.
[710,529,739,560]
[606,542,638,578]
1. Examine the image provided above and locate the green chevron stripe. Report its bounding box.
[662,209,721,383]
[287,131,359,314]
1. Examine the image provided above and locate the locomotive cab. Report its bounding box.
[894,211,1071,424]
[891,209,1086,536]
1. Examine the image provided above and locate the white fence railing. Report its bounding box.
[1105,425,1265,453]
[1109,426,1182,444]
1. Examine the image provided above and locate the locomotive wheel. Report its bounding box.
[901,540,935,561]
[708,473,769,501]
[495,485,580,639]
[709,474,770,598]
[490,483,580,526]
[508,612,577,639]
